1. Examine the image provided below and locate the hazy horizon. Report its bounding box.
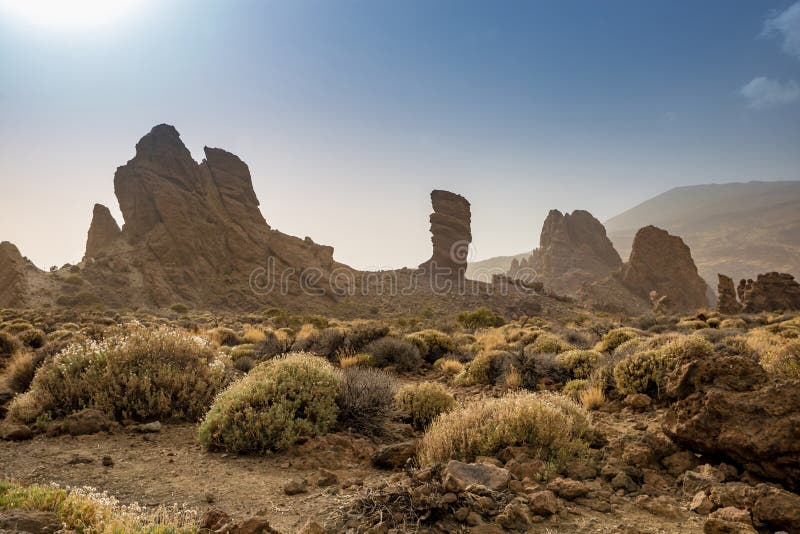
[2,0,799,271]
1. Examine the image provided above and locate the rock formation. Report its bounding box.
[716,274,741,314]
[0,242,28,308]
[620,226,708,311]
[662,349,800,491]
[84,204,122,261]
[418,190,471,283]
[737,272,800,313]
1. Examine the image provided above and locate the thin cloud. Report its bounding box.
[740,76,800,109]
[764,1,800,60]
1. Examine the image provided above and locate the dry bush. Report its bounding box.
[7,327,223,424]
[417,392,591,467]
[504,367,523,390]
[0,330,21,362]
[338,351,374,369]
[208,327,241,347]
[365,336,422,371]
[519,351,569,389]
[336,367,395,435]
[436,358,465,376]
[563,378,589,400]
[1,351,45,393]
[16,328,46,349]
[613,351,671,398]
[198,352,341,453]
[524,333,572,355]
[579,385,605,410]
[720,318,747,329]
[241,325,267,344]
[344,321,391,351]
[405,330,455,362]
[458,350,514,385]
[291,326,346,359]
[456,308,504,329]
[595,327,641,353]
[395,382,455,430]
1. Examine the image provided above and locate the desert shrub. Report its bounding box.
[344,321,391,351]
[1,351,45,393]
[406,330,455,362]
[460,350,514,385]
[338,350,374,368]
[7,327,223,423]
[676,319,709,330]
[55,292,100,307]
[456,308,504,329]
[63,274,84,285]
[16,328,46,349]
[563,379,589,400]
[659,335,713,362]
[715,335,756,359]
[452,333,476,348]
[556,349,604,379]
[365,336,422,371]
[579,385,605,410]
[561,328,596,349]
[524,333,571,355]
[292,327,346,359]
[504,367,523,389]
[706,317,721,328]
[233,354,256,373]
[169,303,189,314]
[395,382,455,430]
[613,351,671,398]
[251,329,291,359]
[519,351,569,389]
[417,392,591,467]
[208,327,241,347]
[336,367,395,435]
[241,326,267,344]
[198,352,341,453]
[759,339,800,379]
[0,330,21,360]
[595,327,640,353]
[435,358,464,376]
[720,318,746,329]
[612,337,648,359]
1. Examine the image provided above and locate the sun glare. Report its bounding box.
[0,0,149,31]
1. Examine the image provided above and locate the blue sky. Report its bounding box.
[1,0,799,270]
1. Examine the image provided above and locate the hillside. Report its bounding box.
[605,181,800,285]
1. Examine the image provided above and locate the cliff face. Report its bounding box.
[737,272,800,313]
[84,204,122,261]
[0,242,28,308]
[621,226,709,311]
[418,190,472,283]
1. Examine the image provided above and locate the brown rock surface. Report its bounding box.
[418,190,471,282]
[0,242,28,308]
[662,350,800,491]
[717,274,741,314]
[84,203,122,260]
[621,225,709,311]
[737,272,800,313]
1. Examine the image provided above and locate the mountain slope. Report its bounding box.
[604,181,800,285]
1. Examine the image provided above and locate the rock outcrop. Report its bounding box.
[717,274,741,314]
[0,242,29,308]
[418,190,471,283]
[737,272,800,313]
[84,204,122,261]
[662,350,800,491]
[620,226,708,311]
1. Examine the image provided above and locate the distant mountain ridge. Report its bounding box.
[467,181,800,287]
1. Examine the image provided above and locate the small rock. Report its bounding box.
[371,441,417,470]
[661,451,698,477]
[283,478,308,496]
[101,455,114,467]
[443,460,510,492]
[681,465,726,496]
[234,515,280,534]
[0,510,61,533]
[690,491,715,515]
[204,492,215,503]
[505,458,548,481]
[138,421,162,433]
[709,507,752,525]
[0,421,33,441]
[624,393,652,410]
[316,469,338,487]
[752,486,800,533]
[299,519,324,534]
[200,508,230,531]
[63,408,111,436]
[67,454,94,465]
[528,490,559,516]
[611,472,638,493]
[546,478,589,500]
[703,518,757,534]
[496,502,533,530]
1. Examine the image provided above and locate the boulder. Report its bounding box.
[0,510,61,533]
[442,460,510,492]
[64,408,111,436]
[737,272,800,312]
[83,203,122,260]
[418,190,472,284]
[662,350,800,490]
[371,441,417,470]
[0,242,29,308]
[620,225,709,311]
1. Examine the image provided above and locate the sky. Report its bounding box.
[1,0,799,271]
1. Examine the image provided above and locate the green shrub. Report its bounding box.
[613,351,671,398]
[456,308,505,330]
[7,327,223,423]
[460,350,514,385]
[595,328,640,353]
[55,292,100,307]
[365,336,422,371]
[519,351,569,389]
[406,330,455,362]
[198,352,341,453]
[524,333,571,355]
[418,392,591,468]
[336,367,395,435]
[170,303,189,314]
[395,381,455,430]
[563,379,589,400]
[556,349,604,379]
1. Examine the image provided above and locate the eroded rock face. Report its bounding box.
[84,204,122,261]
[0,242,28,308]
[621,226,708,311]
[717,274,741,314]
[736,272,800,313]
[662,350,800,491]
[418,190,471,282]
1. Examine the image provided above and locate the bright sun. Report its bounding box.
[0,0,149,31]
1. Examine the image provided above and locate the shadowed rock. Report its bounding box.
[84,204,122,261]
[716,274,741,314]
[418,190,472,283]
[737,272,800,313]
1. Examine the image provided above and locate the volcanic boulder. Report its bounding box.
[620,226,708,311]
[662,350,800,491]
[717,274,741,314]
[0,242,29,308]
[737,272,800,313]
[418,190,472,283]
[84,204,122,261]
